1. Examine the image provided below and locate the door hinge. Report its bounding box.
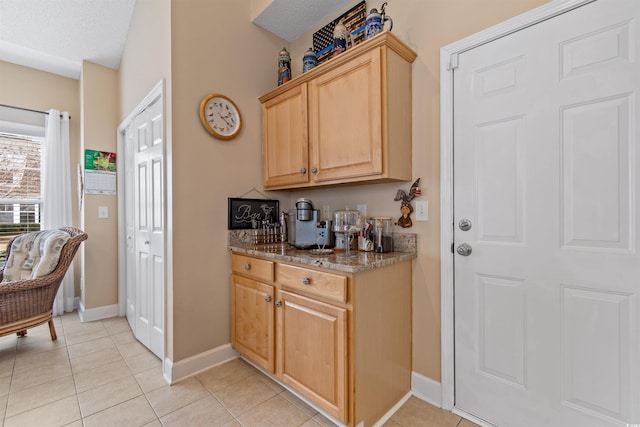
[448,53,459,70]
[451,243,455,253]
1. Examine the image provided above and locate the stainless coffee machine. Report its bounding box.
[288,198,334,249]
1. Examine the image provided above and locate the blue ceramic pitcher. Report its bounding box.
[365,2,393,40]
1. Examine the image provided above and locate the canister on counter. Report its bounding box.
[370,216,393,252]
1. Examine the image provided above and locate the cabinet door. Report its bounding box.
[309,48,383,183]
[231,275,275,373]
[276,290,348,423]
[262,84,309,188]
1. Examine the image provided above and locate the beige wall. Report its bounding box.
[0,61,83,293]
[119,0,172,119]
[118,0,173,356]
[80,61,119,309]
[287,0,548,381]
[119,0,283,362]
[169,0,285,361]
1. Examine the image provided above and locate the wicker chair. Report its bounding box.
[0,227,88,340]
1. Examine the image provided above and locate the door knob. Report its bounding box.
[456,243,472,256]
[459,218,472,231]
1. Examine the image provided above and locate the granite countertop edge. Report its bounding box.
[228,244,416,273]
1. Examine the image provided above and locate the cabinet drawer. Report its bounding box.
[232,254,274,282]
[277,264,347,303]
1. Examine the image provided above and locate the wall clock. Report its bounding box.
[199,94,242,140]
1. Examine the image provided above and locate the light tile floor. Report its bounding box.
[0,312,479,427]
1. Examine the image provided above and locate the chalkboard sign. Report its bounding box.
[228,198,279,230]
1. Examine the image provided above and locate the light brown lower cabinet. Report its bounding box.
[231,253,412,426]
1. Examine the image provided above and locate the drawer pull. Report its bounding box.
[264,295,272,303]
[244,263,251,270]
[275,301,282,308]
[302,277,311,286]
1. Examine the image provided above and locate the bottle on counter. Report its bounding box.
[278,47,291,86]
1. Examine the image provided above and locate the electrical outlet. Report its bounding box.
[415,201,428,221]
[98,206,109,219]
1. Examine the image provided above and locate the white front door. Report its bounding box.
[453,1,640,426]
[123,95,165,359]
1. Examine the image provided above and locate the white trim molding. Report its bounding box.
[411,371,442,408]
[439,0,596,412]
[163,344,239,384]
[78,302,118,323]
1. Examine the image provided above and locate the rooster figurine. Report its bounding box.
[394,178,421,228]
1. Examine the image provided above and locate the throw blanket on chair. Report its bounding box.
[1,230,70,282]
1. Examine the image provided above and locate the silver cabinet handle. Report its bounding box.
[456,243,472,256]
[300,167,307,174]
[302,277,311,285]
[144,241,150,245]
[264,295,272,303]
[310,167,317,174]
[244,263,251,270]
[275,301,282,308]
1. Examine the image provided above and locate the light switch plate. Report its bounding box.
[415,200,428,221]
[98,206,109,219]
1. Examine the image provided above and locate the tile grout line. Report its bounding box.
[99,317,163,426]
[1,335,18,426]
[60,314,85,426]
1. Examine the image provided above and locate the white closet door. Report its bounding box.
[125,95,165,359]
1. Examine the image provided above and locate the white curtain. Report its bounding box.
[43,109,74,315]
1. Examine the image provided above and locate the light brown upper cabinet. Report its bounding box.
[260,32,417,190]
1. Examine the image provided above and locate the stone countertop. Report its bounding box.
[228,231,416,274]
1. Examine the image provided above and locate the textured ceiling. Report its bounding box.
[252,0,355,42]
[0,0,137,79]
[0,0,355,79]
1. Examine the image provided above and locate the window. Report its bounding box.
[0,132,43,260]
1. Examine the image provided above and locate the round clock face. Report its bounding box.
[199,94,242,140]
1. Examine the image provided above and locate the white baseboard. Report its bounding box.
[412,371,442,407]
[78,302,119,322]
[164,343,239,384]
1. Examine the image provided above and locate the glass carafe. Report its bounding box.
[333,209,362,257]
